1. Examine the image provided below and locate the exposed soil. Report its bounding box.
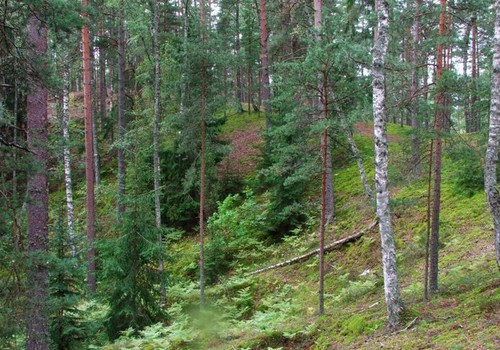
[217,125,264,179]
[355,122,404,142]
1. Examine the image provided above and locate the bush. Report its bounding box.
[204,191,270,282]
[448,143,484,197]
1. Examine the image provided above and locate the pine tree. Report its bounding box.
[26,3,50,348]
[81,0,96,293]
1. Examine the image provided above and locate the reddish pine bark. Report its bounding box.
[259,0,271,128]
[429,0,447,296]
[82,0,96,293]
[199,0,207,307]
[26,4,49,349]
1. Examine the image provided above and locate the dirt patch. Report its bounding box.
[355,122,404,142]
[217,126,264,179]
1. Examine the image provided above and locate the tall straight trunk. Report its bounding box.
[92,101,100,187]
[91,46,100,187]
[485,0,500,271]
[319,128,328,315]
[443,12,453,132]
[429,0,447,296]
[424,58,430,130]
[199,0,207,307]
[247,66,252,114]
[405,23,412,127]
[117,5,126,215]
[470,16,479,132]
[26,5,49,349]
[314,0,334,225]
[13,77,18,224]
[411,0,421,177]
[62,53,77,257]
[152,0,165,301]
[99,26,107,131]
[463,20,471,132]
[314,0,333,315]
[259,0,271,128]
[235,2,243,111]
[424,139,434,300]
[470,16,478,132]
[180,0,189,114]
[82,0,96,293]
[373,0,401,329]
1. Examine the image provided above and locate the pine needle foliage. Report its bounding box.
[49,213,86,350]
[101,193,166,340]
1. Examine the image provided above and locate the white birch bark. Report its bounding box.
[62,53,77,257]
[372,0,401,329]
[485,0,500,270]
[345,124,373,201]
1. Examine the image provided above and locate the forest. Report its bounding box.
[0,0,499,349]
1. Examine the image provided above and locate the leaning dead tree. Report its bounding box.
[248,220,377,275]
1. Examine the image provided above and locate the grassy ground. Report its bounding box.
[98,114,499,349]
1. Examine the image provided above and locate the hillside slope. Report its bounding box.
[102,115,499,350]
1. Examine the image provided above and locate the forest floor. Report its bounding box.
[192,116,499,349]
[52,105,498,349]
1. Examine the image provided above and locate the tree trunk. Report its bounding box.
[235,1,243,111]
[199,0,207,308]
[424,58,430,130]
[99,25,107,132]
[485,0,500,271]
[259,0,271,128]
[429,0,447,296]
[26,5,49,349]
[62,53,77,258]
[373,0,401,330]
[319,128,327,315]
[152,0,165,302]
[411,0,421,177]
[180,0,189,114]
[117,5,126,215]
[314,0,334,225]
[470,16,478,132]
[345,125,373,201]
[424,139,434,300]
[314,0,328,316]
[91,44,100,188]
[463,20,471,132]
[82,0,96,293]
[470,16,480,132]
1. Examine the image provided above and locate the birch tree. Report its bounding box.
[485,0,500,270]
[62,53,77,257]
[372,0,402,329]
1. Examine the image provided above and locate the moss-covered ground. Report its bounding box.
[65,111,500,349]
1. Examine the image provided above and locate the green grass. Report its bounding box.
[98,121,499,349]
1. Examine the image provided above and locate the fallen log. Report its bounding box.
[248,220,378,276]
